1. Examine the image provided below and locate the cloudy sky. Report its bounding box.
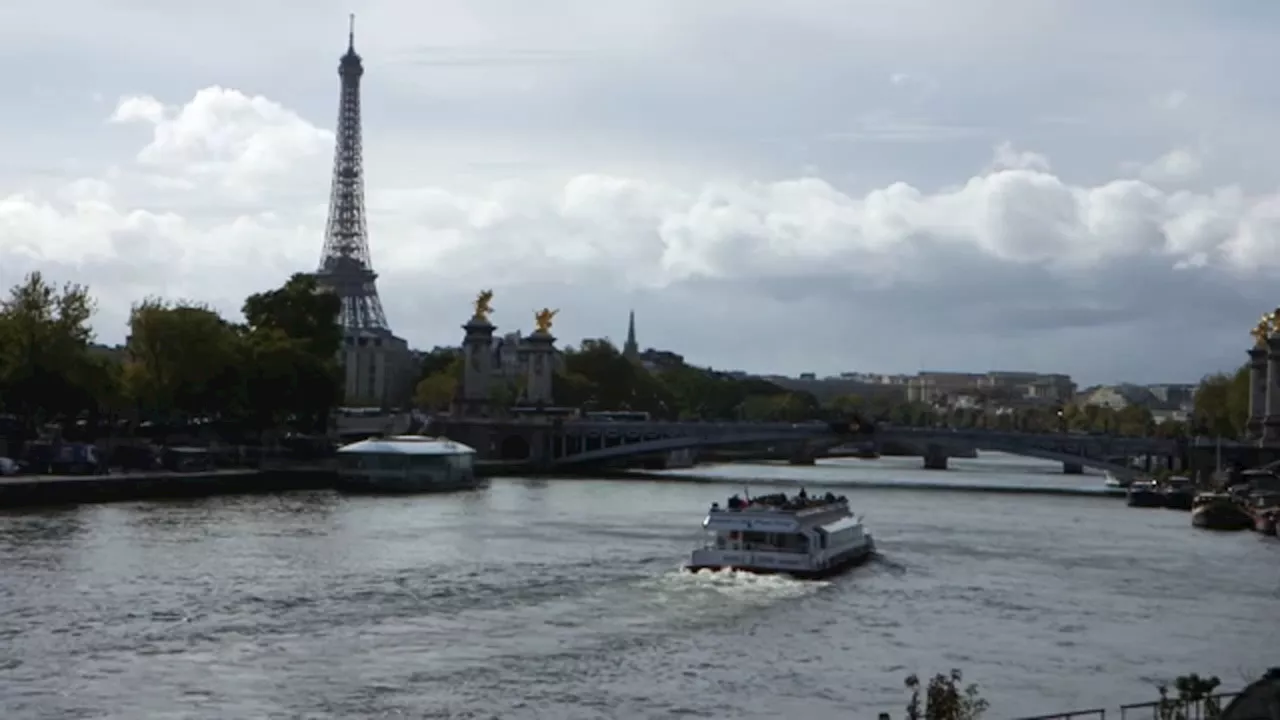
[1,0,1278,385]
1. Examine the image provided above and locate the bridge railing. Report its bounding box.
[877,427,1178,453]
[1014,707,1107,720]
[556,420,834,434]
[1008,692,1238,720]
[1117,693,1236,720]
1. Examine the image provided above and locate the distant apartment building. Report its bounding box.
[1078,383,1194,423]
[638,349,685,373]
[1147,383,1196,407]
[761,374,907,404]
[837,372,911,385]
[907,370,1076,406]
[905,372,984,404]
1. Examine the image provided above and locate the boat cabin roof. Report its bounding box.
[703,490,852,532]
[818,516,862,534]
[337,435,476,456]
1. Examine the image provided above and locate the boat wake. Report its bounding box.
[869,551,908,576]
[652,566,828,601]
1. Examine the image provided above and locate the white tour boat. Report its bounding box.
[685,489,875,579]
[336,435,479,494]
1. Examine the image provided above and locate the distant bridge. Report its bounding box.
[875,427,1182,475]
[427,416,1187,475]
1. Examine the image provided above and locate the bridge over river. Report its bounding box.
[426,416,1201,478]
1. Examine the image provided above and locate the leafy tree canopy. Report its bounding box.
[0,272,344,440]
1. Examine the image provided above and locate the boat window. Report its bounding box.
[411,455,449,469]
[341,453,411,471]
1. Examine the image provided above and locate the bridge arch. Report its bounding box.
[498,435,531,461]
[972,445,1140,478]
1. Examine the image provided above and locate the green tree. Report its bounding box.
[1193,366,1248,438]
[240,274,343,432]
[124,299,243,421]
[72,353,127,433]
[417,347,462,382]
[551,370,596,408]
[1115,404,1155,437]
[737,392,821,422]
[828,394,865,417]
[0,272,100,429]
[242,273,343,359]
[414,356,460,411]
[558,339,674,414]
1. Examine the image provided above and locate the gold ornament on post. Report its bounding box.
[1253,315,1272,347]
[533,308,559,334]
[1267,309,1280,342]
[472,289,495,322]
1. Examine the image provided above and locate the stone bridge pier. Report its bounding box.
[788,443,817,466]
[922,443,949,470]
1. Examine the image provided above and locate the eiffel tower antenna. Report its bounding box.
[314,13,390,332]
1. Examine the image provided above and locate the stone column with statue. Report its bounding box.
[1249,316,1270,442]
[456,290,497,418]
[522,308,559,407]
[1264,309,1280,445]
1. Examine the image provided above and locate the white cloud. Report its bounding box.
[109,87,333,198]
[2,1,1280,384]
[1139,148,1203,184]
[1157,90,1189,111]
[1,82,1277,382]
[988,142,1052,173]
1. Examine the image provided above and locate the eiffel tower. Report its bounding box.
[314,14,390,332]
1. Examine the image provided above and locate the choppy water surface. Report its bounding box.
[1,454,1277,720]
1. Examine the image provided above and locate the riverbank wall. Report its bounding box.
[0,468,335,509]
[0,458,556,509]
[0,459,1124,509]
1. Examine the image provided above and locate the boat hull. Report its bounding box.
[1248,507,1278,536]
[1191,501,1253,531]
[1255,514,1277,536]
[336,470,480,495]
[685,539,875,580]
[1163,490,1195,511]
[1127,489,1164,508]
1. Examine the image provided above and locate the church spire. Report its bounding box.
[623,309,639,360]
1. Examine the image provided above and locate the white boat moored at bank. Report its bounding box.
[336,435,479,494]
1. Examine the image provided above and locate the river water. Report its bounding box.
[1,454,1276,720]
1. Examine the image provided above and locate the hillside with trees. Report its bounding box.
[0,270,1252,444]
[412,337,1242,438]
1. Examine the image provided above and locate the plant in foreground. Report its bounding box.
[1157,673,1224,720]
[904,669,990,720]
